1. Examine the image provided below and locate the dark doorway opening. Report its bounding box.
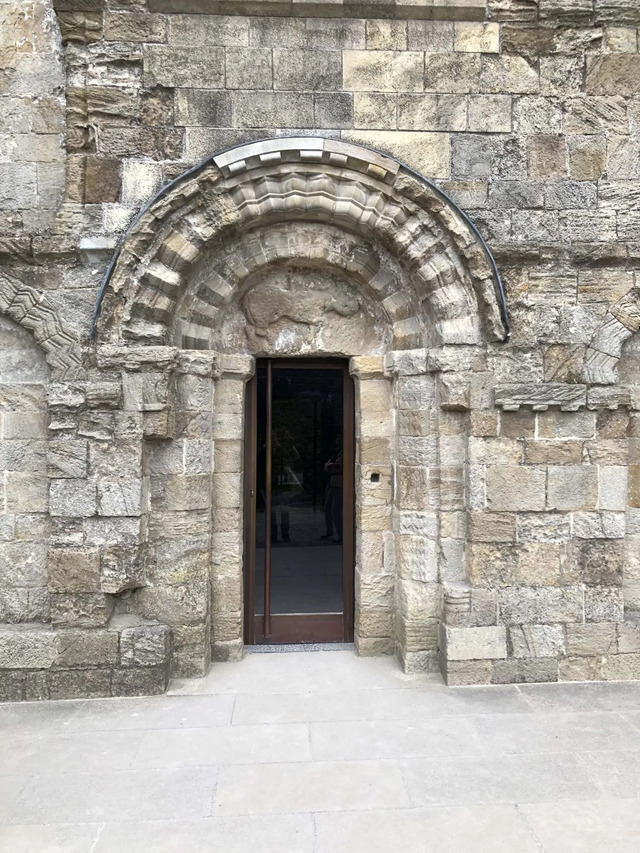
[243,359,355,644]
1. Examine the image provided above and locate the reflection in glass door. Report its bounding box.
[243,360,354,644]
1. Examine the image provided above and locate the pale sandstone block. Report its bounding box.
[485,466,546,512]
[598,466,628,511]
[343,50,424,93]
[602,653,640,680]
[584,586,624,623]
[508,624,565,658]
[568,135,606,180]
[353,93,397,129]
[468,512,516,542]
[454,23,500,54]
[358,379,393,412]
[341,130,450,178]
[566,623,616,656]
[498,586,584,625]
[586,54,640,97]
[397,94,467,132]
[572,511,625,539]
[143,45,225,88]
[366,21,407,51]
[396,535,438,582]
[396,511,438,538]
[444,625,507,661]
[559,656,604,682]
[424,53,481,94]
[603,27,637,53]
[547,466,598,511]
[481,55,539,94]
[617,624,640,654]
[0,627,57,669]
[468,95,512,132]
[212,473,242,510]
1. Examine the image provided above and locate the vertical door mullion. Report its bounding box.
[342,366,355,642]
[243,373,257,645]
[264,359,273,639]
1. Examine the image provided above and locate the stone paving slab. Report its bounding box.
[0,650,640,851]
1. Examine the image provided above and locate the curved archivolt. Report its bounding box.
[95,137,509,349]
[0,272,82,379]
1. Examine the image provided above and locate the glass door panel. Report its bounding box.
[245,359,354,644]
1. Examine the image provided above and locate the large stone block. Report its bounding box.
[112,665,168,697]
[492,658,558,684]
[342,130,450,178]
[602,653,640,681]
[174,90,232,127]
[486,466,546,512]
[0,541,47,588]
[231,91,313,129]
[344,50,424,93]
[49,479,97,518]
[50,593,114,629]
[49,669,112,701]
[508,624,565,658]
[424,53,481,94]
[587,54,640,97]
[442,625,507,660]
[274,49,341,91]
[54,628,118,668]
[119,622,171,668]
[584,586,624,623]
[48,547,101,594]
[97,479,143,517]
[5,474,48,514]
[454,22,500,53]
[143,45,225,88]
[565,623,616,656]
[481,55,540,94]
[0,627,57,669]
[547,466,598,511]
[395,535,438,582]
[498,586,583,625]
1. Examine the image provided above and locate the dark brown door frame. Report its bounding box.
[243,358,355,645]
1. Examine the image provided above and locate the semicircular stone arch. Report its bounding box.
[95,137,509,350]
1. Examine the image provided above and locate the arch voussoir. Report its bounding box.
[94,137,509,349]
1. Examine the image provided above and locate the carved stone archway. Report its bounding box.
[92,137,509,675]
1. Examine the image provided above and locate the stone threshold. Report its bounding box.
[246,642,356,653]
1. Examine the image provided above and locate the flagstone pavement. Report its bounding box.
[1,648,640,852]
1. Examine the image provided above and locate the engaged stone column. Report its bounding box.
[385,350,440,674]
[141,350,216,678]
[350,356,395,656]
[211,354,254,662]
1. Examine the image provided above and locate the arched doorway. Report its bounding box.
[92,136,508,677]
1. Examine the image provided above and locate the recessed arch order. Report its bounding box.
[93,137,509,351]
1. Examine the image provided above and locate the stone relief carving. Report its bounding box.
[242,275,359,342]
[213,265,390,356]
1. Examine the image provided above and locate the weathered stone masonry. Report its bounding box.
[1,0,640,699]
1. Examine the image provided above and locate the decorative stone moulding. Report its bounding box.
[494,383,588,412]
[495,382,636,412]
[0,273,82,380]
[584,287,640,385]
[93,137,509,353]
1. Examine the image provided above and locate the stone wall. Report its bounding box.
[1,0,640,698]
